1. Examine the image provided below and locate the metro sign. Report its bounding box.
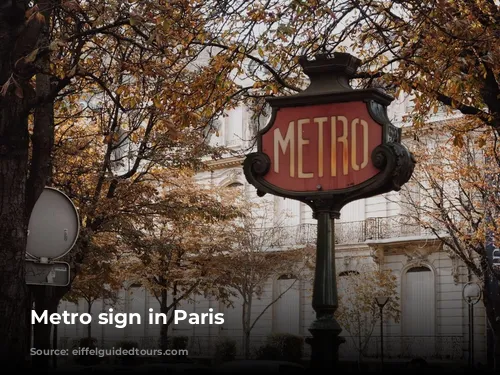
[243,53,416,369]
[263,102,381,191]
[244,53,415,216]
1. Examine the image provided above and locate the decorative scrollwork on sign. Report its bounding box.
[386,125,401,144]
[371,143,416,191]
[389,143,416,190]
[371,144,389,170]
[366,100,401,143]
[244,152,270,177]
[366,100,390,124]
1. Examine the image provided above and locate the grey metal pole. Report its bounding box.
[468,299,472,368]
[380,305,384,370]
[471,301,475,368]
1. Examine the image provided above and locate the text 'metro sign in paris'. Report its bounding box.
[244,52,416,216]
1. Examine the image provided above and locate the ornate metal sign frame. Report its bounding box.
[244,52,415,218]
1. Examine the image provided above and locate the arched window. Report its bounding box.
[337,270,360,296]
[273,274,300,335]
[226,182,243,188]
[278,274,296,280]
[402,265,435,357]
[338,270,360,277]
[225,181,245,200]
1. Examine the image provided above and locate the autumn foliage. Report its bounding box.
[400,119,500,350]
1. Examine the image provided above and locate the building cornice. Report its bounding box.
[203,156,245,171]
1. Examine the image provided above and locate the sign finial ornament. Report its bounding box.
[297,52,362,93]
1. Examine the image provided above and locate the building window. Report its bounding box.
[273,275,300,335]
[224,108,243,147]
[338,270,360,277]
[402,265,435,356]
[278,274,296,280]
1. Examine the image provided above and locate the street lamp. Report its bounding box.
[462,282,482,368]
[375,296,390,370]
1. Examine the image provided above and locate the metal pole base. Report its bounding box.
[306,314,345,370]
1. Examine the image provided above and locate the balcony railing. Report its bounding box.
[271,215,438,248]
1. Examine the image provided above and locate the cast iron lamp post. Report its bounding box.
[375,295,390,370]
[462,282,481,368]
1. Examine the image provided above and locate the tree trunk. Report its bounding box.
[160,288,168,352]
[87,301,92,340]
[358,337,362,370]
[243,294,252,359]
[31,286,60,369]
[0,23,31,361]
[480,260,500,371]
[244,330,251,360]
[31,284,70,369]
[0,71,30,370]
[0,1,53,368]
[0,201,29,368]
[487,323,494,368]
[482,278,500,370]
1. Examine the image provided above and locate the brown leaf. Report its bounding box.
[25,4,39,20]
[34,12,46,24]
[62,1,81,12]
[452,134,464,148]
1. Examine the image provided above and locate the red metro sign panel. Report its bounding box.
[261,102,381,192]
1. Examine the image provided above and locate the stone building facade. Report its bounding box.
[57,95,487,365]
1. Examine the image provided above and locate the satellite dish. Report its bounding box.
[26,187,80,260]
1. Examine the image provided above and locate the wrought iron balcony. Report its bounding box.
[274,215,438,247]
